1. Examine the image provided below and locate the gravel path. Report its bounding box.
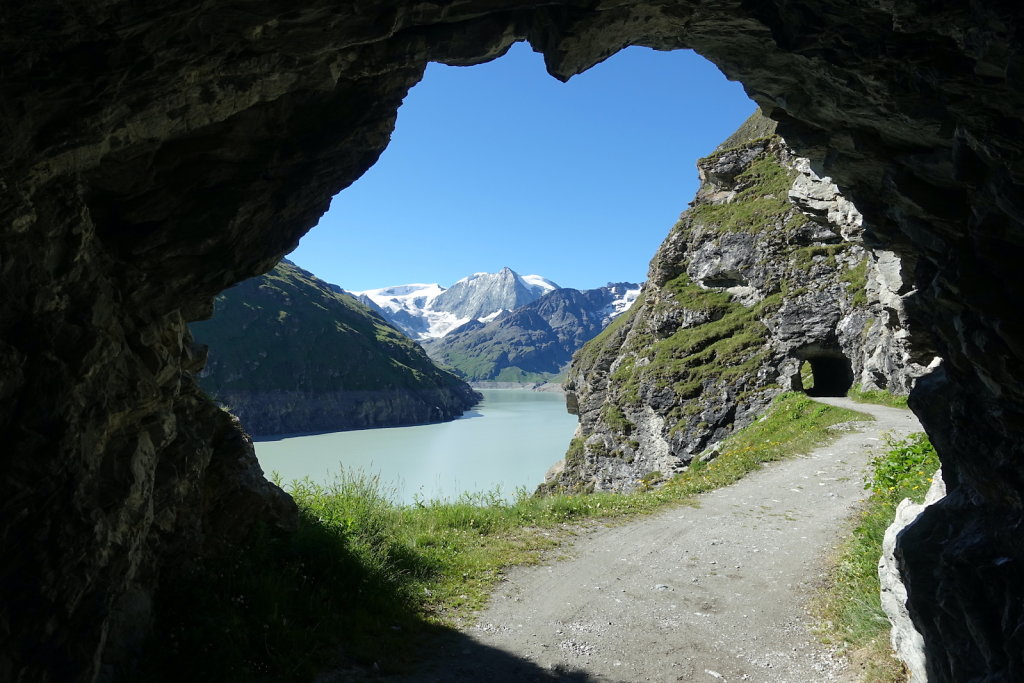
[395,399,922,683]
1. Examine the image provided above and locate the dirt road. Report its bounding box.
[398,399,922,682]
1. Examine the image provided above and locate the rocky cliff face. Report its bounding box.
[424,282,641,382]
[548,116,933,493]
[190,260,479,435]
[3,2,1024,681]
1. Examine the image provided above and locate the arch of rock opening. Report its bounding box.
[2,2,1023,681]
[792,345,856,397]
[802,356,855,398]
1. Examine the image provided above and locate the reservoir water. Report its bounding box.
[255,389,578,504]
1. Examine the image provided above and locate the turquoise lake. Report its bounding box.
[255,389,578,504]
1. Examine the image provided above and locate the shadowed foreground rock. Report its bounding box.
[1,1,1022,681]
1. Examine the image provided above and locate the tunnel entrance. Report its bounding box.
[793,349,854,397]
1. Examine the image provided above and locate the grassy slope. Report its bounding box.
[137,393,870,682]
[847,384,910,408]
[191,260,474,397]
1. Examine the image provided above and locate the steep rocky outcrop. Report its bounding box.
[190,260,479,435]
[3,3,1024,681]
[424,282,640,382]
[547,115,932,492]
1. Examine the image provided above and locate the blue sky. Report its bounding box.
[289,43,755,292]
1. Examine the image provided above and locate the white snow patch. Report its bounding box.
[355,283,444,313]
[420,311,471,338]
[603,285,643,319]
[520,273,560,293]
[355,269,561,339]
[478,309,506,323]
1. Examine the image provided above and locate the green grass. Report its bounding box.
[800,360,815,391]
[686,147,807,236]
[793,243,850,271]
[847,384,910,408]
[191,260,470,396]
[137,393,872,682]
[842,257,870,306]
[712,108,777,152]
[601,403,634,434]
[816,432,939,682]
[604,273,783,415]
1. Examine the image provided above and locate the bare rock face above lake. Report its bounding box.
[546,114,933,494]
[3,3,1024,681]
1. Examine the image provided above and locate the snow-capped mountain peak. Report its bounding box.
[355,268,562,340]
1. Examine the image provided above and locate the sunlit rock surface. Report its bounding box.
[2,2,1023,681]
[548,117,931,493]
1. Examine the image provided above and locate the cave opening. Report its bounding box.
[222,41,758,499]
[794,352,854,397]
[288,42,753,296]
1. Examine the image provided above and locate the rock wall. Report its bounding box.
[2,2,1024,681]
[548,118,932,493]
[880,469,948,683]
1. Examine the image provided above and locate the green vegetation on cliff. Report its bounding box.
[655,274,779,405]
[688,154,804,235]
[713,109,778,152]
[570,143,801,415]
[190,260,478,434]
[575,270,786,439]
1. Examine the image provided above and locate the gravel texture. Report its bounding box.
[393,399,921,682]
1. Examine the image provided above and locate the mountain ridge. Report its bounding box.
[354,267,560,340]
[190,260,480,436]
[423,281,641,382]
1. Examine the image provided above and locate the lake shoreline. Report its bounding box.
[255,389,577,504]
[468,381,564,393]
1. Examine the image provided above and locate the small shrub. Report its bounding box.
[865,432,939,502]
